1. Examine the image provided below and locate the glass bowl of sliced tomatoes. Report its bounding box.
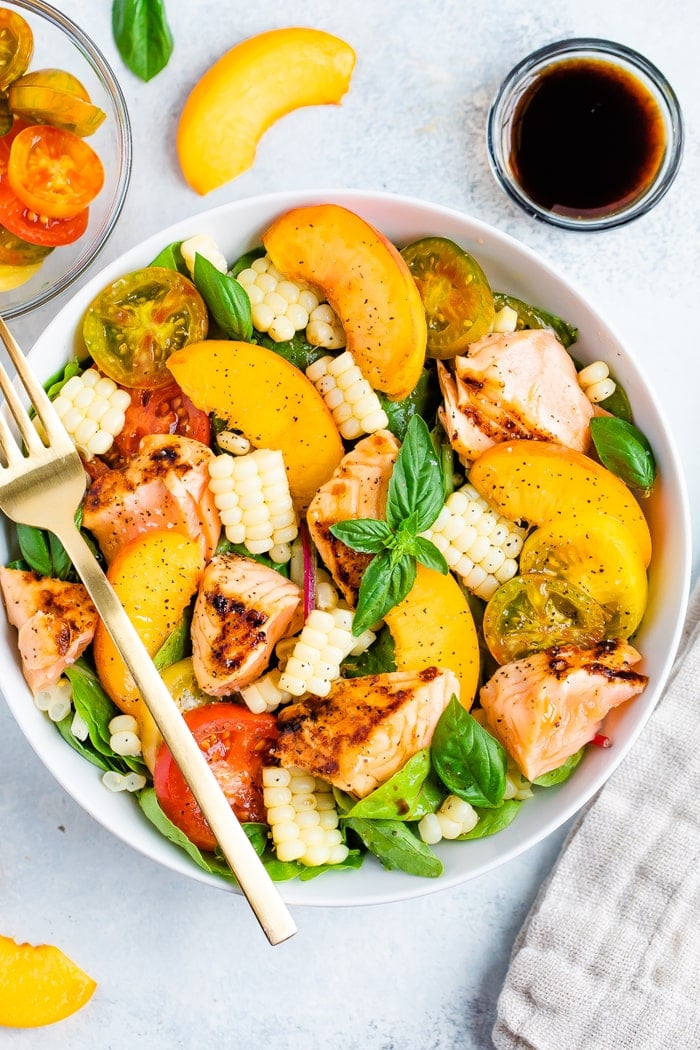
[0,0,131,317]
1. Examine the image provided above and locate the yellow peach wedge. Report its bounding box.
[385,563,480,709]
[177,28,355,194]
[262,203,427,401]
[0,934,96,1028]
[469,439,652,567]
[167,338,344,512]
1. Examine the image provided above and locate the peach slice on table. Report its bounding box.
[469,439,652,567]
[93,529,204,771]
[167,338,345,513]
[262,203,427,401]
[177,28,355,194]
[0,934,96,1028]
[385,563,480,710]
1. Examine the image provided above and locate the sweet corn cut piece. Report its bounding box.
[236,254,322,343]
[264,766,349,866]
[422,482,528,600]
[418,794,479,844]
[239,668,292,714]
[306,351,389,440]
[278,607,374,696]
[577,360,617,404]
[52,368,130,460]
[181,233,228,277]
[208,448,298,562]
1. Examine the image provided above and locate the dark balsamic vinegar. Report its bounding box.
[509,58,667,219]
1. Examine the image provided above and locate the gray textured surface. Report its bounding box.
[1,1,699,1047]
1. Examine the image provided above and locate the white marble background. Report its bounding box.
[2,1,699,1047]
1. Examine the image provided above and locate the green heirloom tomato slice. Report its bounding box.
[82,266,209,389]
[0,10,33,92]
[401,236,495,359]
[8,79,106,136]
[482,572,607,665]
[0,224,53,265]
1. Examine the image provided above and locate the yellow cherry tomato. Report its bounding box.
[0,9,33,92]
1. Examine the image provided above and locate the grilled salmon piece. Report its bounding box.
[0,567,98,694]
[276,666,458,797]
[307,429,399,606]
[82,434,220,565]
[438,329,594,462]
[479,639,648,781]
[191,553,302,696]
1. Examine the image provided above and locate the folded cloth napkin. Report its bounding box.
[493,579,700,1050]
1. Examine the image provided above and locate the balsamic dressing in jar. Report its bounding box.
[509,58,667,219]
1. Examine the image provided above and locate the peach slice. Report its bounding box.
[0,934,96,1028]
[177,28,355,193]
[262,203,427,401]
[385,563,480,709]
[167,338,344,512]
[469,439,652,566]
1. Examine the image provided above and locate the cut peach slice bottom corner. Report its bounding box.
[0,934,96,1028]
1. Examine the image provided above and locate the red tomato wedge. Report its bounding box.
[7,125,104,219]
[153,703,279,852]
[105,381,211,467]
[0,178,88,245]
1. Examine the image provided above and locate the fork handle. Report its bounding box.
[57,522,297,945]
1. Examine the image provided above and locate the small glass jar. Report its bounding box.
[486,38,684,231]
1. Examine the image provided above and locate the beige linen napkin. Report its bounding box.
[493,579,700,1050]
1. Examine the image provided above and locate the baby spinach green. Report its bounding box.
[112,0,174,82]
[343,750,444,821]
[493,292,578,348]
[153,615,191,671]
[149,240,188,275]
[344,816,443,878]
[532,747,585,786]
[255,329,328,373]
[139,789,237,880]
[63,661,147,776]
[341,625,396,678]
[590,415,656,494]
[459,799,521,839]
[45,360,82,400]
[379,367,440,441]
[229,247,266,278]
[16,524,72,580]
[330,415,448,635]
[193,254,253,342]
[431,696,507,808]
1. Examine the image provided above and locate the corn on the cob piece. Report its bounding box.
[33,678,73,722]
[577,360,616,404]
[278,607,375,697]
[306,351,389,441]
[236,254,320,343]
[102,770,147,793]
[207,448,298,563]
[306,303,346,350]
[492,304,519,333]
[418,794,479,844]
[180,233,228,277]
[216,430,251,456]
[51,369,131,460]
[239,668,292,714]
[108,714,142,757]
[422,482,528,600]
[263,766,349,866]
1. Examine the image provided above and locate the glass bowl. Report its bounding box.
[486,39,684,231]
[0,0,132,316]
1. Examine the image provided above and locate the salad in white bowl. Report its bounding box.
[0,190,690,906]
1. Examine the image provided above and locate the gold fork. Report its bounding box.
[0,316,296,946]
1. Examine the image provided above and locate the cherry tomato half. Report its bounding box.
[153,702,279,852]
[82,267,209,389]
[482,572,607,665]
[0,10,33,92]
[0,178,88,245]
[401,236,495,358]
[7,125,104,219]
[0,223,53,265]
[8,69,106,137]
[105,380,211,466]
[0,117,31,178]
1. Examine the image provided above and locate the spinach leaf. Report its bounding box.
[139,789,237,880]
[64,661,148,776]
[255,329,328,373]
[193,254,253,341]
[149,240,188,274]
[343,750,444,821]
[153,615,191,671]
[532,747,585,786]
[112,0,174,82]
[16,525,73,580]
[431,696,507,808]
[229,247,266,278]
[590,415,656,494]
[493,292,578,348]
[214,537,290,576]
[54,715,114,772]
[459,799,521,839]
[46,360,82,400]
[341,625,396,678]
[344,816,443,877]
[380,368,441,441]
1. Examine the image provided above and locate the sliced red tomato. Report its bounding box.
[0,118,31,179]
[153,703,279,852]
[7,125,104,219]
[0,178,88,245]
[105,380,211,466]
[0,10,33,92]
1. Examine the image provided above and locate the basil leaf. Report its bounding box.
[410,535,449,574]
[153,615,190,671]
[532,747,585,786]
[386,415,444,532]
[112,0,174,82]
[343,816,443,877]
[590,415,656,493]
[149,240,188,274]
[344,751,444,820]
[431,696,507,808]
[48,532,72,581]
[459,799,521,839]
[352,549,415,636]
[16,524,51,576]
[493,292,578,348]
[330,518,393,554]
[341,625,396,678]
[193,253,252,341]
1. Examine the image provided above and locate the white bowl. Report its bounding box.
[0,189,691,906]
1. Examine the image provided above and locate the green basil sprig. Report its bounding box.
[193,253,253,341]
[112,0,174,82]
[590,415,656,495]
[330,415,448,635]
[431,696,507,808]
